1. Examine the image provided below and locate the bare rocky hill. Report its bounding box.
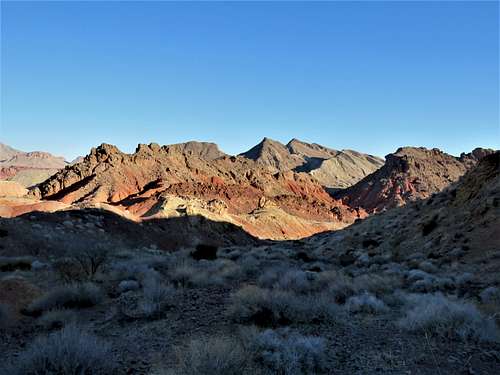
[29,142,364,239]
[335,146,495,213]
[241,137,384,188]
[0,143,68,187]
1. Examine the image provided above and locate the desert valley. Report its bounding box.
[0,139,499,374]
[1,1,499,374]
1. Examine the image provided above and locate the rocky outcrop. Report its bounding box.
[309,151,500,284]
[30,142,363,239]
[335,147,495,213]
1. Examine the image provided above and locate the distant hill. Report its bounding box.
[0,143,68,187]
[240,137,384,188]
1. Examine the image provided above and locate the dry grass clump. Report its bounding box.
[159,335,250,375]
[398,293,499,342]
[157,328,327,375]
[8,325,116,375]
[168,259,242,288]
[345,292,388,314]
[258,268,315,294]
[250,328,327,375]
[26,283,103,316]
[139,273,176,318]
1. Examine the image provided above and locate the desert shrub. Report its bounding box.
[37,309,78,330]
[0,256,33,272]
[71,246,109,279]
[52,240,110,282]
[259,269,315,294]
[406,269,433,282]
[117,279,140,294]
[167,259,242,288]
[161,335,250,375]
[345,292,388,314]
[251,328,327,375]
[139,273,175,318]
[239,254,261,277]
[398,293,499,342]
[274,270,314,293]
[53,257,88,283]
[228,285,337,326]
[26,283,103,316]
[9,325,116,374]
[352,273,402,295]
[31,260,50,271]
[316,271,357,304]
[109,259,155,283]
[219,247,242,261]
[480,286,500,303]
[169,263,198,288]
[418,261,438,274]
[191,244,218,261]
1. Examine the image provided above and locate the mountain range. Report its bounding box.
[0,139,495,239]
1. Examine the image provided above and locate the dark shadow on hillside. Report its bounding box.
[292,157,325,173]
[0,208,269,257]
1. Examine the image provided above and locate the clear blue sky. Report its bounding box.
[1,1,498,161]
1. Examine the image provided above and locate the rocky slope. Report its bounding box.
[241,138,383,188]
[335,147,495,213]
[307,150,500,284]
[0,143,68,187]
[0,143,22,160]
[29,142,364,239]
[1,152,498,375]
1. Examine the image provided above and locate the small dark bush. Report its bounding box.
[362,239,380,248]
[294,252,313,263]
[191,244,218,260]
[53,258,87,282]
[0,256,33,272]
[339,253,356,266]
[422,216,438,236]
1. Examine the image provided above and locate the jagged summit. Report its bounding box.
[239,138,303,172]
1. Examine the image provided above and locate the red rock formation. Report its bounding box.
[30,142,363,239]
[336,147,495,213]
